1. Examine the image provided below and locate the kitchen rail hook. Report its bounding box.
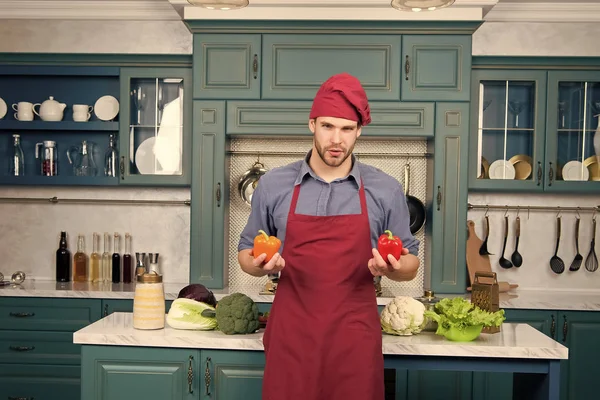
[557,207,562,218]
[504,206,509,217]
[576,207,581,218]
[527,206,531,220]
[516,206,520,217]
[485,206,489,217]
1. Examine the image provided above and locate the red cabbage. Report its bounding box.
[177,284,217,307]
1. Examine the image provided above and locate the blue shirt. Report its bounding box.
[238,150,420,256]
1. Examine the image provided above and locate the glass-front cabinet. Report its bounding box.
[119,68,192,186]
[546,71,600,192]
[469,70,547,190]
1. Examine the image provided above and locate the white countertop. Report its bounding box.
[73,312,568,360]
[3,280,600,311]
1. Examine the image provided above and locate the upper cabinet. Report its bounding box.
[192,33,472,102]
[119,67,192,186]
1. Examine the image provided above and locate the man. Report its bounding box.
[237,72,420,400]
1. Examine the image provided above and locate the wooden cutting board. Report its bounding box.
[466,220,518,292]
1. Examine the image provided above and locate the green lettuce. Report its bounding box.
[423,297,505,337]
[166,298,218,330]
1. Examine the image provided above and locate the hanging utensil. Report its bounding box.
[403,163,426,235]
[511,216,523,268]
[550,216,565,274]
[569,216,583,272]
[498,216,513,269]
[585,217,598,272]
[238,156,268,207]
[479,213,493,256]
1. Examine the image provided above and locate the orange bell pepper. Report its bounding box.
[253,230,281,262]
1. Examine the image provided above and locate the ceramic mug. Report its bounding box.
[73,104,93,122]
[12,101,34,121]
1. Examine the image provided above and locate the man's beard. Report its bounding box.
[314,140,355,167]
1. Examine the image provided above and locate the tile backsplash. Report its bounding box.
[0,186,190,284]
[468,192,600,292]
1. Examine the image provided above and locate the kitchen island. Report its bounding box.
[74,312,567,400]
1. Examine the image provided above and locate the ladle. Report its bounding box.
[511,216,523,268]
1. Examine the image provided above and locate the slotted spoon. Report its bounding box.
[550,216,565,274]
[585,218,598,272]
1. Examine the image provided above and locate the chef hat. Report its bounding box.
[309,72,371,126]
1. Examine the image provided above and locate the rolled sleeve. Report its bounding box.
[238,180,275,252]
[386,186,420,256]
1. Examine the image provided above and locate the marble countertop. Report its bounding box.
[3,280,600,311]
[73,312,568,360]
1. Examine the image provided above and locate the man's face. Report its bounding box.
[309,117,362,168]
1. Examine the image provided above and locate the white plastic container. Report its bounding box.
[133,271,165,330]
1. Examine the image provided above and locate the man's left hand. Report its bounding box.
[367,247,409,277]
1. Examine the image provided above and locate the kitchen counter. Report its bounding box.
[74,312,568,360]
[3,279,600,311]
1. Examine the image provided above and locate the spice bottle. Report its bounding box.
[415,290,441,332]
[133,271,165,330]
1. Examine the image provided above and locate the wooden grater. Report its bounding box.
[471,271,500,334]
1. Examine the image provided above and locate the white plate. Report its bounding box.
[562,160,589,181]
[489,159,516,180]
[0,97,6,119]
[94,95,119,121]
[135,137,157,175]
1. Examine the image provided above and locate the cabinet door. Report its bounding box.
[81,345,199,400]
[408,371,472,400]
[101,299,133,317]
[262,34,401,100]
[401,35,471,102]
[559,311,600,400]
[193,34,261,99]
[545,71,600,193]
[469,70,547,191]
[119,67,192,186]
[201,350,265,400]
[430,103,469,294]
[190,101,226,288]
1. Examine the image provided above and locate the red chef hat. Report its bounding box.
[309,73,371,126]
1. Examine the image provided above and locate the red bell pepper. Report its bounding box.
[253,230,281,262]
[377,230,403,264]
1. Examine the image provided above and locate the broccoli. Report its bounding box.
[215,293,260,335]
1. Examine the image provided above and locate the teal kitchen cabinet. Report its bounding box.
[401,35,472,102]
[0,365,81,400]
[261,34,401,101]
[429,102,470,294]
[193,34,262,100]
[190,101,227,288]
[201,350,265,400]
[101,299,173,317]
[545,71,600,193]
[118,67,192,186]
[408,370,473,400]
[226,100,434,138]
[468,69,548,192]
[81,345,199,400]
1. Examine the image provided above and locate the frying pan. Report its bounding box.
[404,163,426,234]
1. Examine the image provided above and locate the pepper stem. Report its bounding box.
[258,229,269,240]
[385,229,394,239]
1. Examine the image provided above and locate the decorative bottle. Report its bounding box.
[123,233,132,284]
[55,231,71,282]
[10,134,24,176]
[112,233,121,283]
[101,232,112,282]
[73,234,87,282]
[90,233,101,283]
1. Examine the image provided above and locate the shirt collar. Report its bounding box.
[295,149,361,188]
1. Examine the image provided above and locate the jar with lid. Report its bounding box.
[133,271,165,330]
[415,290,441,332]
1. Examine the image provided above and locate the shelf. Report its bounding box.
[0,175,119,186]
[478,128,535,132]
[0,121,119,131]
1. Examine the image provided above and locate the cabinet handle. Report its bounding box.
[205,357,212,395]
[216,183,221,208]
[253,54,258,79]
[404,55,410,81]
[562,315,568,342]
[537,162,542,186]
[550,314,556,338]
[436,185,442,211]
[548,162,554,186]
[9,312,34,318]
[103,304,108,317]
[120,156,125,180]
[8,397,34,400]
[188,355,194,394]
[9,346,35,352]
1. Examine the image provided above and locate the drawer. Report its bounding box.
[0,331,80,365]
[0,297,101,331]
[0,375,80,400]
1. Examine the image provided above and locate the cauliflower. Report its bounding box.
[380,296,426,336]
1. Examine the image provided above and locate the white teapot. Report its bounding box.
[33,96,67,121]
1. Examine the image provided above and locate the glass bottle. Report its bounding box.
[123,233,132,284]
[90,233,101,283]
[73,234,87,282]
[10,134,24,176]
[55,231,71,282]
[104,134,119,177]
[101,232,112,282]
[112,233,121,283]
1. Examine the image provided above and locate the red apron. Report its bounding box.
[262,179,384,400]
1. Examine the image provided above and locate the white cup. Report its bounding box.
[12,102,34,121]
[73,104,93,122]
